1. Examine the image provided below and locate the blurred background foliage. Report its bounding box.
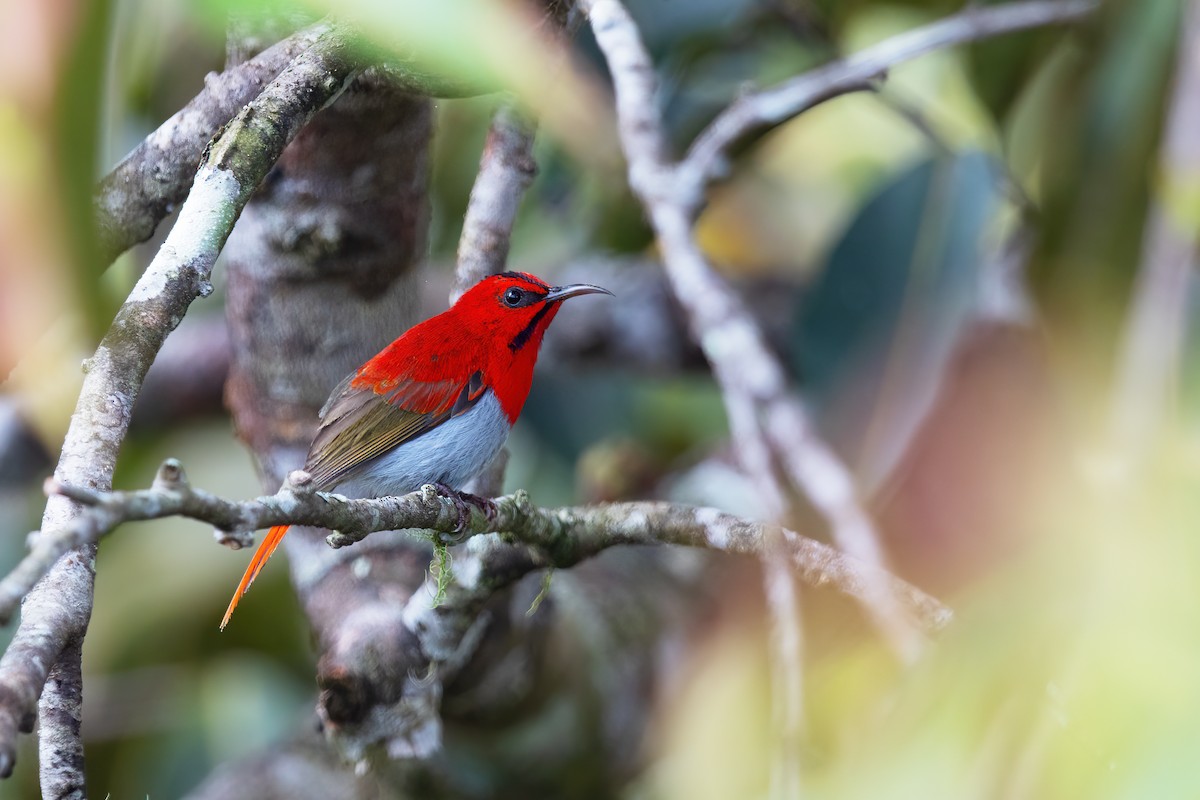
[1,0,1197,797]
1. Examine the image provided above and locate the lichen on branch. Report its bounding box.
[0,460,951,636]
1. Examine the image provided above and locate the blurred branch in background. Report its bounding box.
[0,400,51,487]
[680,0,1098,203]
[541,257,706,370]
[452,103,538,301]
[1109,0,1200,467]
[135,313,231,428]
[583,0,914,669]
[0,315,228,490]
[579,0,1097,790]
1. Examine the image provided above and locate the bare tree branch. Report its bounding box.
[0,25,361,781]
[578,0,1098,665]
[451,103,538,301]
[94,19,501,269]
[1109,0,1200,464]
[2,461,951,634]
[578,7,918,776]
[581,8,921,736]
[0,549,91,781]
[95,22,330,265]
[680,0,1098,204]
[381,499,958,637]
[38,640,85,800]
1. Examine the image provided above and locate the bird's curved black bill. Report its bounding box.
[543,284,614,303]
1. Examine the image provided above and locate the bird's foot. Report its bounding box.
[433,483,498,533]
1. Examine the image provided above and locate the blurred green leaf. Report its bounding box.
[792,151,1001,477]
[297,0,618,166]
[1025,0,1178,378]
[525,372,727,464]
[55,0,112,338]
[965,0,1089,121]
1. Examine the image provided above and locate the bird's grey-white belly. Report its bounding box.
[333,390,511,498]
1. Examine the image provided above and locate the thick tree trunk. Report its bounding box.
[218,70,435,795]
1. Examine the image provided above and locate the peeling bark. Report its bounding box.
[37,641,85,800]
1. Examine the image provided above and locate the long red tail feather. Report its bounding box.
[220,524,289,630]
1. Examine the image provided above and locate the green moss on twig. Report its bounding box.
[428,538,453,606]
[526,568,554,616]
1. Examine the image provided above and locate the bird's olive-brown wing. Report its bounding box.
[304,370,486,489]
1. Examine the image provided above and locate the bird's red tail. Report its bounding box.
[220,524,289,630]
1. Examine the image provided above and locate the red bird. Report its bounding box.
[221,272,612,629]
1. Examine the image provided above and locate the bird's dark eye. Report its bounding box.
[503,287,524,307]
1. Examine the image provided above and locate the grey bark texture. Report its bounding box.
[94,22,331,265]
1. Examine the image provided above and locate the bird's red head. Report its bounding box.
[454,272,611,355]
[356,271,612,424]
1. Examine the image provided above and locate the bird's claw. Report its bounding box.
[433,483,497,533]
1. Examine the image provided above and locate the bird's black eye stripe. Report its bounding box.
[508,301,554,352]
[500,286,545,308]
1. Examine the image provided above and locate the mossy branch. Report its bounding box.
[0,460,951,636]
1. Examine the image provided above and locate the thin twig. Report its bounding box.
[679,0,1097,206]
